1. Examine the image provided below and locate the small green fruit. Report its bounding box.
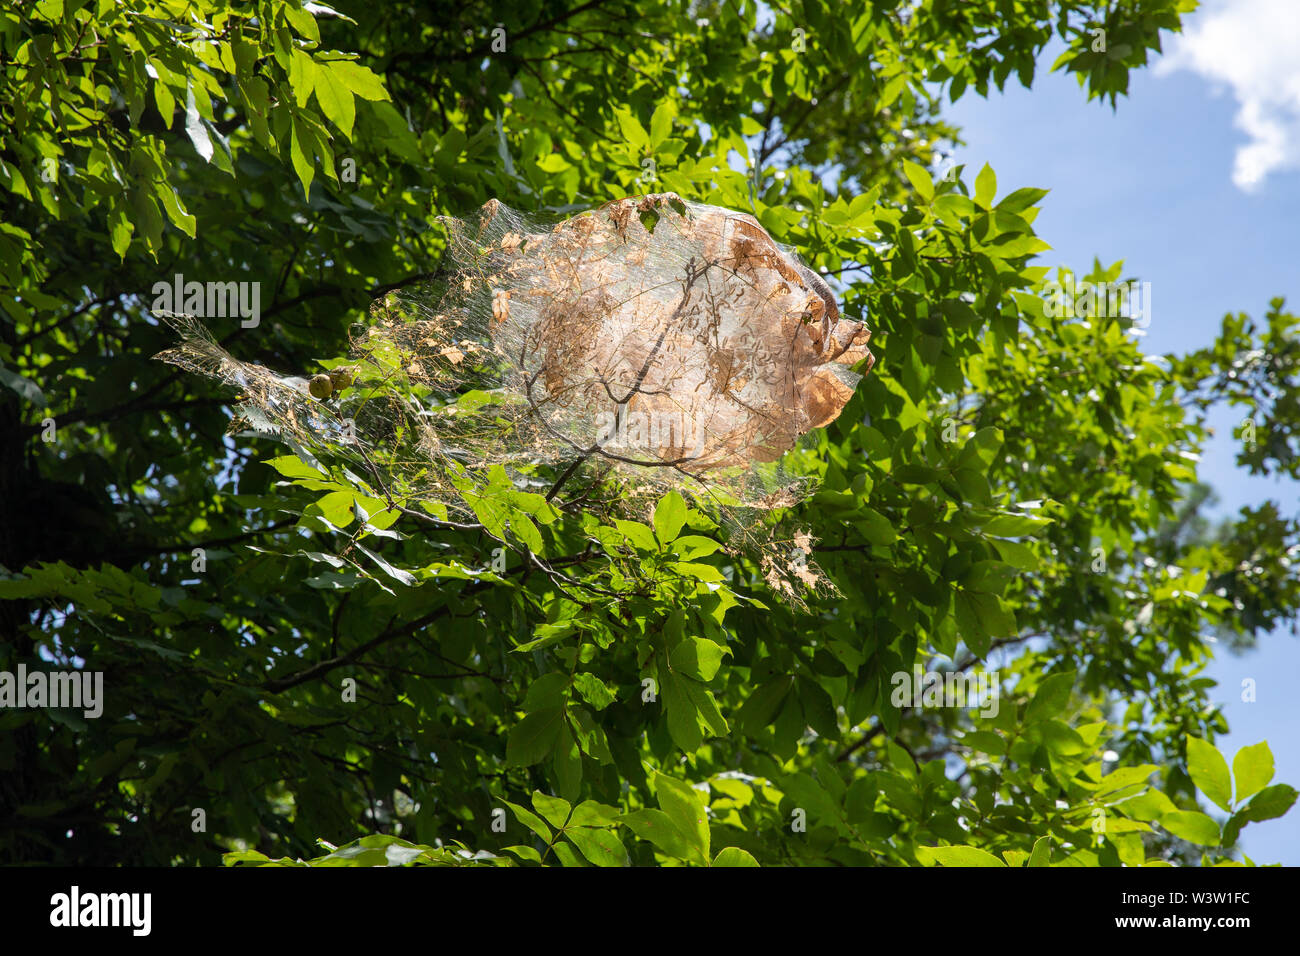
[308,374,334,399]
[328,365,357,390]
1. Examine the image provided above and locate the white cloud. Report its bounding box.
[1155,0,1300,191]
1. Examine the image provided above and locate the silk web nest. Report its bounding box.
[156,193,875,602]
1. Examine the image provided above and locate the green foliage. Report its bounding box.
[2,0,1296,868]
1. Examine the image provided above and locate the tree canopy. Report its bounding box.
[2,0,1297,868]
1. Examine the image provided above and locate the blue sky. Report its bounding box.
[941,0,1299,864]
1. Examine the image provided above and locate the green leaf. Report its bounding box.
[648,102,674,147]
[654,490,687,544]
[283,2,321,43]
[184,85,213,162]
[797,676,839,740]
[314,490,356,528]
[954,590,1016,657]
[108,204,134,257]
[565,826,626,867]
[996,186,1049,214]
[855,507,896,546]
[933,192,976,221]
[569,709,615,764]
[614,107,649,151]
[549,841,585,867]
[151,67,176,129]
[0,366,45,406]
[1042,719,1086,756]
[502,800,552,842]
[572,672,617,710]
[781,771,841,824]
[535,153,569,174]
[959,730,1006,755]
[353,542,415,586]
[964,426,1003,466]
[680,676,728,738]
[662,671,702,751]
[34,0,64,20]
[553,721,582,800]
[289,115,315,200]
[285,47,315,106]
[1120,788,1177,822]
[509,512,544,555]
[670,561,724,583]
[1161,810,1220,846]
[569,801,621,826]
[982,513,1051,536]
[1232,742,1274,803]
[1095,765,1159,801]
[1027,836,1052,867]
[505,707,565,767]
[652,771,709,863]
[614,519,658,552]
[1024,670,1075,723]
[523,673,570,711]
[1186,736,1233,813]
[154,183,196,238]
[960,560,1015,595]
[503,845,542,864]
[712,847,759,867]
[129,187,163,252]
[327,59,390,100]
[513,623,577,654]
[902,159,934,202]
[672,535,722,560]
[621,808,696,860]
[739,676,793,733]
[974,162,997,209]
[1240,784,1298,823]
[531,791,572,829]
[314,61,357,138]
[991,538,1038,570]
[669,637,728,682]
[917,845,1006,867]
[464,492,509,539]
